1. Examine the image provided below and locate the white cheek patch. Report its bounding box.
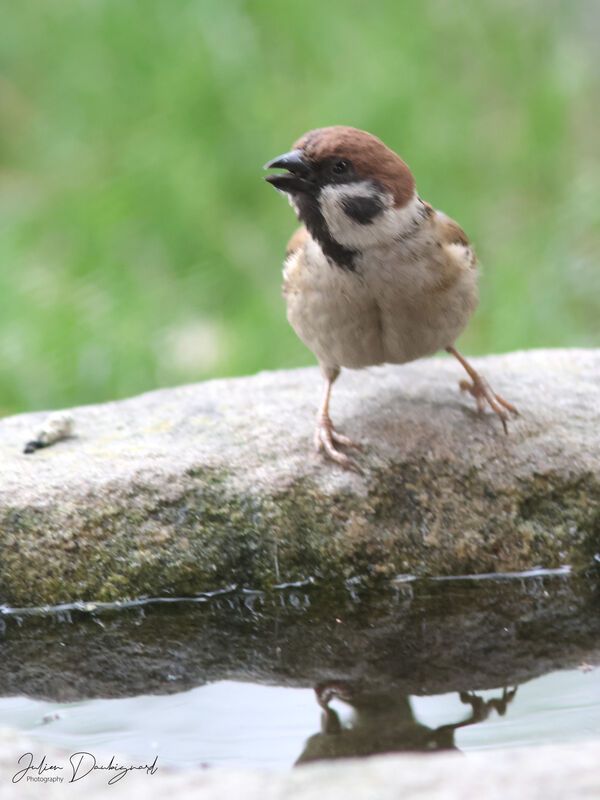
[319,184,422,249]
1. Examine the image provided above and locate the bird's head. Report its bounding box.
[264,126,418,268]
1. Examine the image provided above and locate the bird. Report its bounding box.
[264,126,518,470]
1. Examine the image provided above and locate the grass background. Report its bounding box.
[1,0,598,415]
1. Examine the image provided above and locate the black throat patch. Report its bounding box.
[293,193,357,271]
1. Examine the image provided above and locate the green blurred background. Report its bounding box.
[1,0,598,416]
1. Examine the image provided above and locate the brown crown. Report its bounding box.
[293,126,415,209]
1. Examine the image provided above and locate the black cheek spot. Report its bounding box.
[342,195,385,225]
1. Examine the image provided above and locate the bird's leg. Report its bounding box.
[314,366,362,472]
[446,346,519,434]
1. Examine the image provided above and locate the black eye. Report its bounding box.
[332,159,350,175]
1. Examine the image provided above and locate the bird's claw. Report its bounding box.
[459,376,519,434]
[314,415,363,473]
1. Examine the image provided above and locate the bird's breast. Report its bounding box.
[283,239,384,368]
[283,231,477,369]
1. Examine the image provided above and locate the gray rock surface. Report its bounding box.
[1,728,599,799]
[0,349,598,606]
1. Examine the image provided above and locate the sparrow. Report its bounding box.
[264,126,518,470]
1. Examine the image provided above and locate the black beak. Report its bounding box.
[264,149,314,194]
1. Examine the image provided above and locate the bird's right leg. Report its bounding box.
[314,365,362,472]
[446,345,519,433]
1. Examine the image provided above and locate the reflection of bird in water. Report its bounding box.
[295,683,518,765]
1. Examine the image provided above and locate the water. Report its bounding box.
[1,569,599,770]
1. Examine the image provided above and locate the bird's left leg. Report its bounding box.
[446,346,519,434]
[314,365,362,471]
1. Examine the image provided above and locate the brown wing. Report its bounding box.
[434,209,471,247]
[428,209,478,294]
[282,226,310,300]
[286,225,309,257]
